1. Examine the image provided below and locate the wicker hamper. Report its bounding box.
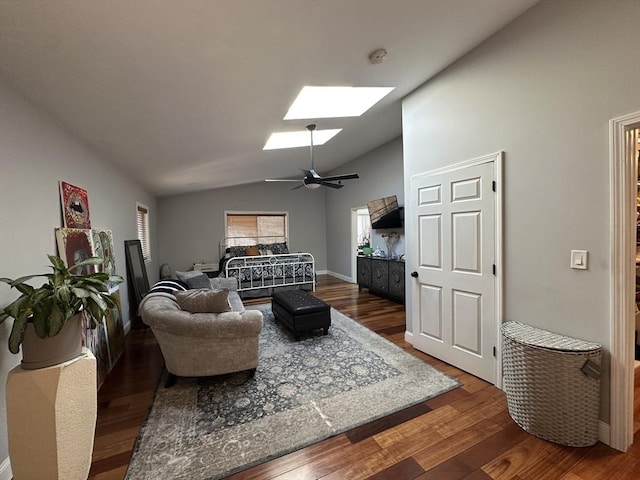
[501,321,602,447]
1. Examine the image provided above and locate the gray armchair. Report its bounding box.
[139,278,263,387]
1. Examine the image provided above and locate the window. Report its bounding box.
[136,203,151,262]
[225,212,287,246]
[356,208,371,246]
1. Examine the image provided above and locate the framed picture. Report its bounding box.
[55,228,95,274]
[81,312,110,388]
[59,181,91,229]
[103,289,125,367]
[92,229,118,290]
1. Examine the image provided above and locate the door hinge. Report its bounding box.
[493,346,497,357]
[492,180,496,192]
[492,264,496,275]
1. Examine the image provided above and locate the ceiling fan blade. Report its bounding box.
[319,181,344,189]
[265,179,301,182]
[320,173,360,182]
[275,125,354,191]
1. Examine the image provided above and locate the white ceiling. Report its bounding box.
[0,0,538,197]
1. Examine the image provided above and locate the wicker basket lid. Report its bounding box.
[501,321,601,353]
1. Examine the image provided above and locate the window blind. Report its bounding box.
[226,213,286,246]
[136,204,151,261]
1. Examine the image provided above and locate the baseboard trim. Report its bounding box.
[325,270,352,283]
[0,456,12,480]
[405,330,414,345]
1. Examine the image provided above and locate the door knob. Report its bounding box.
[411,271,419,278]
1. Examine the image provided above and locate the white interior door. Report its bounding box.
[410,159,497,383]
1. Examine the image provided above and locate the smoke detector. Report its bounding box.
[369,48,388,64]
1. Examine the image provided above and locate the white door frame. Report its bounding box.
[350,207,359,283]
[609,110,640,452]
[351,206,371,284]
[409,151,504,387]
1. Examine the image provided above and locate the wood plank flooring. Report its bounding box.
[89,275,640,480]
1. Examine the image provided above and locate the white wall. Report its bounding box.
[402,0,640,424]
[0,80,156,471]
[325,137,404,278]
[157,182,328,274]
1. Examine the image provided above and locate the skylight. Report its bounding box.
[283,86,395,120]
[263,128,342,150]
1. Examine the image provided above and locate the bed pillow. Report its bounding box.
[269,242,289,254]
[245,245,260,256]
[258,242,288,255]
[175,288,231,313]
[175,270,212,290]
[227,246,247,258]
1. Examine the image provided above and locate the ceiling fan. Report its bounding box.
[265,124,359,189]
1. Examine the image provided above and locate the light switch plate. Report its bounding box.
[571,250,588,270]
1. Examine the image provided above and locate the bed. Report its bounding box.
[218,237,316,297]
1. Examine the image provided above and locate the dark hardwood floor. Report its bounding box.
[89,275,640,480]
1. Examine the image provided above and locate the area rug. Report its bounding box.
[125,304,460,480]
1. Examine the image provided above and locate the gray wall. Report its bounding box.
[156,138,405,283]
[157,182,327,274]
[325,137,404,278]
[0,80,156,471]
[402,0,640,424]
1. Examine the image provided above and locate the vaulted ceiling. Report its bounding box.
[0,0,539,196]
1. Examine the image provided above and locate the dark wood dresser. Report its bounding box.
[356,256,405,303]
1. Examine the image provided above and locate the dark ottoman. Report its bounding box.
[271,289,331,340]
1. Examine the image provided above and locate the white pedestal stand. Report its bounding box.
[6,348,97,480]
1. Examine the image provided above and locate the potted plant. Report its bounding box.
[0,254,123,369]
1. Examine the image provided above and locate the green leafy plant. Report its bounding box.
[0,255,123,354]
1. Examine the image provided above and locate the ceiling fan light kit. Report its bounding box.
[265,124,359,190]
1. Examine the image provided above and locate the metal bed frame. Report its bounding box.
[218,237,316,294]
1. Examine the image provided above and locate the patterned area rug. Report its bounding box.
[125,304,460,480]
